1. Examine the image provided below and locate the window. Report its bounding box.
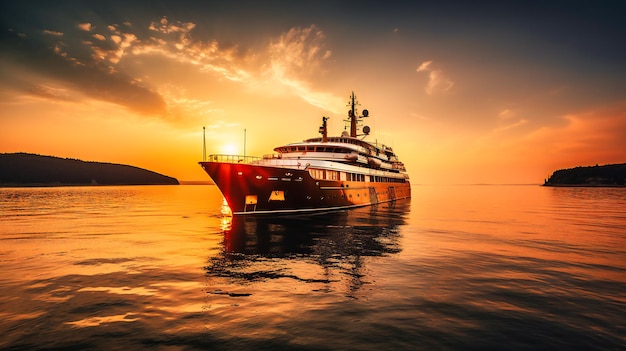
[309,168,326,180]
[327,170,338,180]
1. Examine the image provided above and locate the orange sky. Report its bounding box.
[1,1,625,184]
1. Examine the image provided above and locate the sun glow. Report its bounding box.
[221,144,238,155]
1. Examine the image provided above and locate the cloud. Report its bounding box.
[469,101,626,182]
[492,118,528,133]
[266,25,342,112]
[159,85,222,126]
[43,30,63,37]
[1,16,344,122]
[268,25,333,85]
[77,23,94,32]
[88,32,137,65]
[497,109,514,119]
[148,16,196,34]
[416,60,454,95]
[268,25,332,76]
[123,16,248,82]
[524,103,626,163]
[25,84,75,102]
[0,28,166,116]
[139,20,341,112]
[416,60,432,72]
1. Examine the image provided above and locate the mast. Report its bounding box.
[349,91,358,137]
[202,126,206,161]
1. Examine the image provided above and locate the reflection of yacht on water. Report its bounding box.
[205,200,410,296]
[199,92,411,215]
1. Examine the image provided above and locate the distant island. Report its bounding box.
[543,163,626,187]
[0,153,179,186]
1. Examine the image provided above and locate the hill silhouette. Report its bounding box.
[544,163,626,187]
[0,153,179,186]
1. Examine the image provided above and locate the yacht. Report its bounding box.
[199,92,411,215]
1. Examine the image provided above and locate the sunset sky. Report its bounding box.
[1,1,625,184]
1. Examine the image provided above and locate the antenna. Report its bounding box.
[348,91,359,137]
[243,128,247,159]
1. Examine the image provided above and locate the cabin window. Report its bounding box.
[309,168,325,180]
[327,170,338,180]
[348,173,366,182]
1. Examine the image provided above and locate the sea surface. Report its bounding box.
[1,185,625,350]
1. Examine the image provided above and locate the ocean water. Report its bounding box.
[0,185,625,350]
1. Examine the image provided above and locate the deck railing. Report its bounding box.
[206,154,261,164]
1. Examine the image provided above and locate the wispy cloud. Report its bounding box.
[492,108,528,133]
[159,85,222,126]
[493,118,528,133]
[497,109,514,119]
[416,60,454,95]
[266,25,342,112]
[43,29,63,37]
[525,103,626,161]
[268,25,331,79]
[25,84,75,102]
[417,60,432,72]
